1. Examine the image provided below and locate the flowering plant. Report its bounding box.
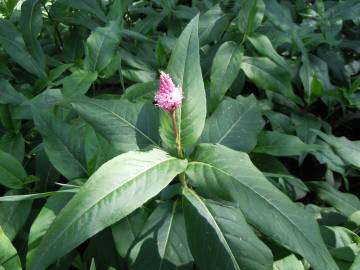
[0,1,359,270]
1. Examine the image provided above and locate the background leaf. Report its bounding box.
[200,96,264,152]
[209,41,243,112]
[84,20,122,72]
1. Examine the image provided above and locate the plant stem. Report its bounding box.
[170,110,187,187]
[171,110,183,158]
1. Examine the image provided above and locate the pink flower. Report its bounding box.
[154,71,183,113]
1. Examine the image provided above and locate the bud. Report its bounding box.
[154,71,183,113]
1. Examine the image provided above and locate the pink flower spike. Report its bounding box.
[154,71,183,113]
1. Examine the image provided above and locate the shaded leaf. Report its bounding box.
[209,42,243,111]
[183,187,273,270]
[129,201,193,270]
[84,20,122,72]
[186,144,338,270]
[200,96,264,152]
[308,181,360,217]
[0,150,27,189]
[254,131,318,156]
[72,97,160,152]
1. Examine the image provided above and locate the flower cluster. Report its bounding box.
[154,71,183,113]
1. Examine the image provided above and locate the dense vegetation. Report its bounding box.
[0,0,359,269]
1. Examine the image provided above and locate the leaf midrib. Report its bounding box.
[75,100,160,148]
[186,189,240,270]
[158,200,177,270]
[32,156,177,268]
[217,102,255,144]
[188,161,320,253]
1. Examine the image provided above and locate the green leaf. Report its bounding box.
[183,187,273,270]
[0,0,20,18]
[0,19,47,79]
[247,34,290,74]
[308,182,360,217]
[84,20,122,72]
[0,227,21,270]
[31,111,89,180]
[160,14,207,149]
[29,148,187,270]
[0,190,32,241]
[312,130,360,168]
[0,150,27,189]
[129,201,193,270]
[262,0,296,32]
[0,79,27,105]
[325,0,360,21]
[62,69,98,97]
[313,141,346,174]
[186,144,339,270]
[0,189,77,202]
[0,132,25,162]
[20,0,46,71]
[199,4,229,45]
[238,0,265,36]
[240,56,300,103]
[350,252,360,270]
[57,0,107,23]
[26,188,76,267]
[209,42,243,111]
[71,97,160,152]
[122,81,158,102]
[254,131,318,156]
[200,96,264,152]
[273,255,304,270]
[112,208,148,258]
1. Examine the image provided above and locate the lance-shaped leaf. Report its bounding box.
[209,42,243,112]
[0,19,46,79]
[0,79,27,105]
[29,148,187,270]
[0,150,27,189]
[20,0,46,71]
[26,189,76,267]
[0,190,32,241]
[31,110,89,180]
[71,97,160,152]
[84,20,121,72]
[129,201,193,270]
[112,208,148,258]
[312,130,360,168]
[200,96,264,152]
[0,227,22,270]
[57,0,107,22]
[240,56,300,103]
[160,14,206,148]
[182,187,273,270]
[254,131,319,156]
[248,34,290,74]
[308,181,360,217]
[238,0,265,36]
[185,144,338,270]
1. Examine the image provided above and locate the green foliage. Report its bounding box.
[0,0,359,269]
